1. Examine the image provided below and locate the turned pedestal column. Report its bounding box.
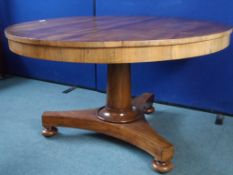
[98,64,141,123]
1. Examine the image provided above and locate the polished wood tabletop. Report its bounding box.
[5,16,232,63]
[4,16,232,173]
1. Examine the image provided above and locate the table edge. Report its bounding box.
[5,28,232,48]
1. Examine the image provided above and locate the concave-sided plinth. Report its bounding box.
[42,64,174,173]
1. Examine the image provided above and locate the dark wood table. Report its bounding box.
[5,16,232,173]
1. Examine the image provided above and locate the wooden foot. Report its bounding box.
[152,160,174,174]
[42,126,58,137]
[133,93,155,114]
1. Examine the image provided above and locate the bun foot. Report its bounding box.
[42,127,58,137]
[144,106,155,114]
[132,93,155,114]
[152,160,174,173]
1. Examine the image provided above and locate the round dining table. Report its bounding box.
[5,16,232,173]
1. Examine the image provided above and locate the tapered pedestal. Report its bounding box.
[42,64,174,173]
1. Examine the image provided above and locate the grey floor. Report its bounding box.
[0,77,233,175]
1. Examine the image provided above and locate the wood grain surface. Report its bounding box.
[5,16,232,63]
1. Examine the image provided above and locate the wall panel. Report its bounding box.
[1,0,95,88]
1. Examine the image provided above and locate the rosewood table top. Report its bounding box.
[5,16,232,63]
